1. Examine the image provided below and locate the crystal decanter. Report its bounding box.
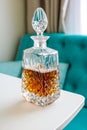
[21,8,60,106]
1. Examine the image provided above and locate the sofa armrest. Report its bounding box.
[0,61,22,78]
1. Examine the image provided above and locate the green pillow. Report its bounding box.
[0,61,22,78]
[59,63,69,89]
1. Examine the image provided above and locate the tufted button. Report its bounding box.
[72,83,77,90]
[80,43,86,49]
[62,41,66,47]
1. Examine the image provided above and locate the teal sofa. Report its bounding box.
[0,33,87,130]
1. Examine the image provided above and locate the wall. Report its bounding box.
[0,0,25,61]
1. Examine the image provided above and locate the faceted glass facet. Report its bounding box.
[32,7,48,35]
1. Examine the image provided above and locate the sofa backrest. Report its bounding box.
[16,33,87,107]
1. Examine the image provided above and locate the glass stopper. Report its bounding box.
[32,7,48,36]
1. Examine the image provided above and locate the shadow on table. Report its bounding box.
[0,99,44,119]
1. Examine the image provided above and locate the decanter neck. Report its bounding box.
[31,36,49,48]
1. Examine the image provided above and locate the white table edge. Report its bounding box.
[56,94,85,130]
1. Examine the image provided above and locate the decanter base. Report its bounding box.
[22,88,60,106]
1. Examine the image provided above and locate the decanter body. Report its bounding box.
[21,8,60,106]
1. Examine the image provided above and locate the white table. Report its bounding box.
[0,73,85,130]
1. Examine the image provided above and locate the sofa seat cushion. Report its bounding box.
[59,63,69,89]
[64,107,87,130]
